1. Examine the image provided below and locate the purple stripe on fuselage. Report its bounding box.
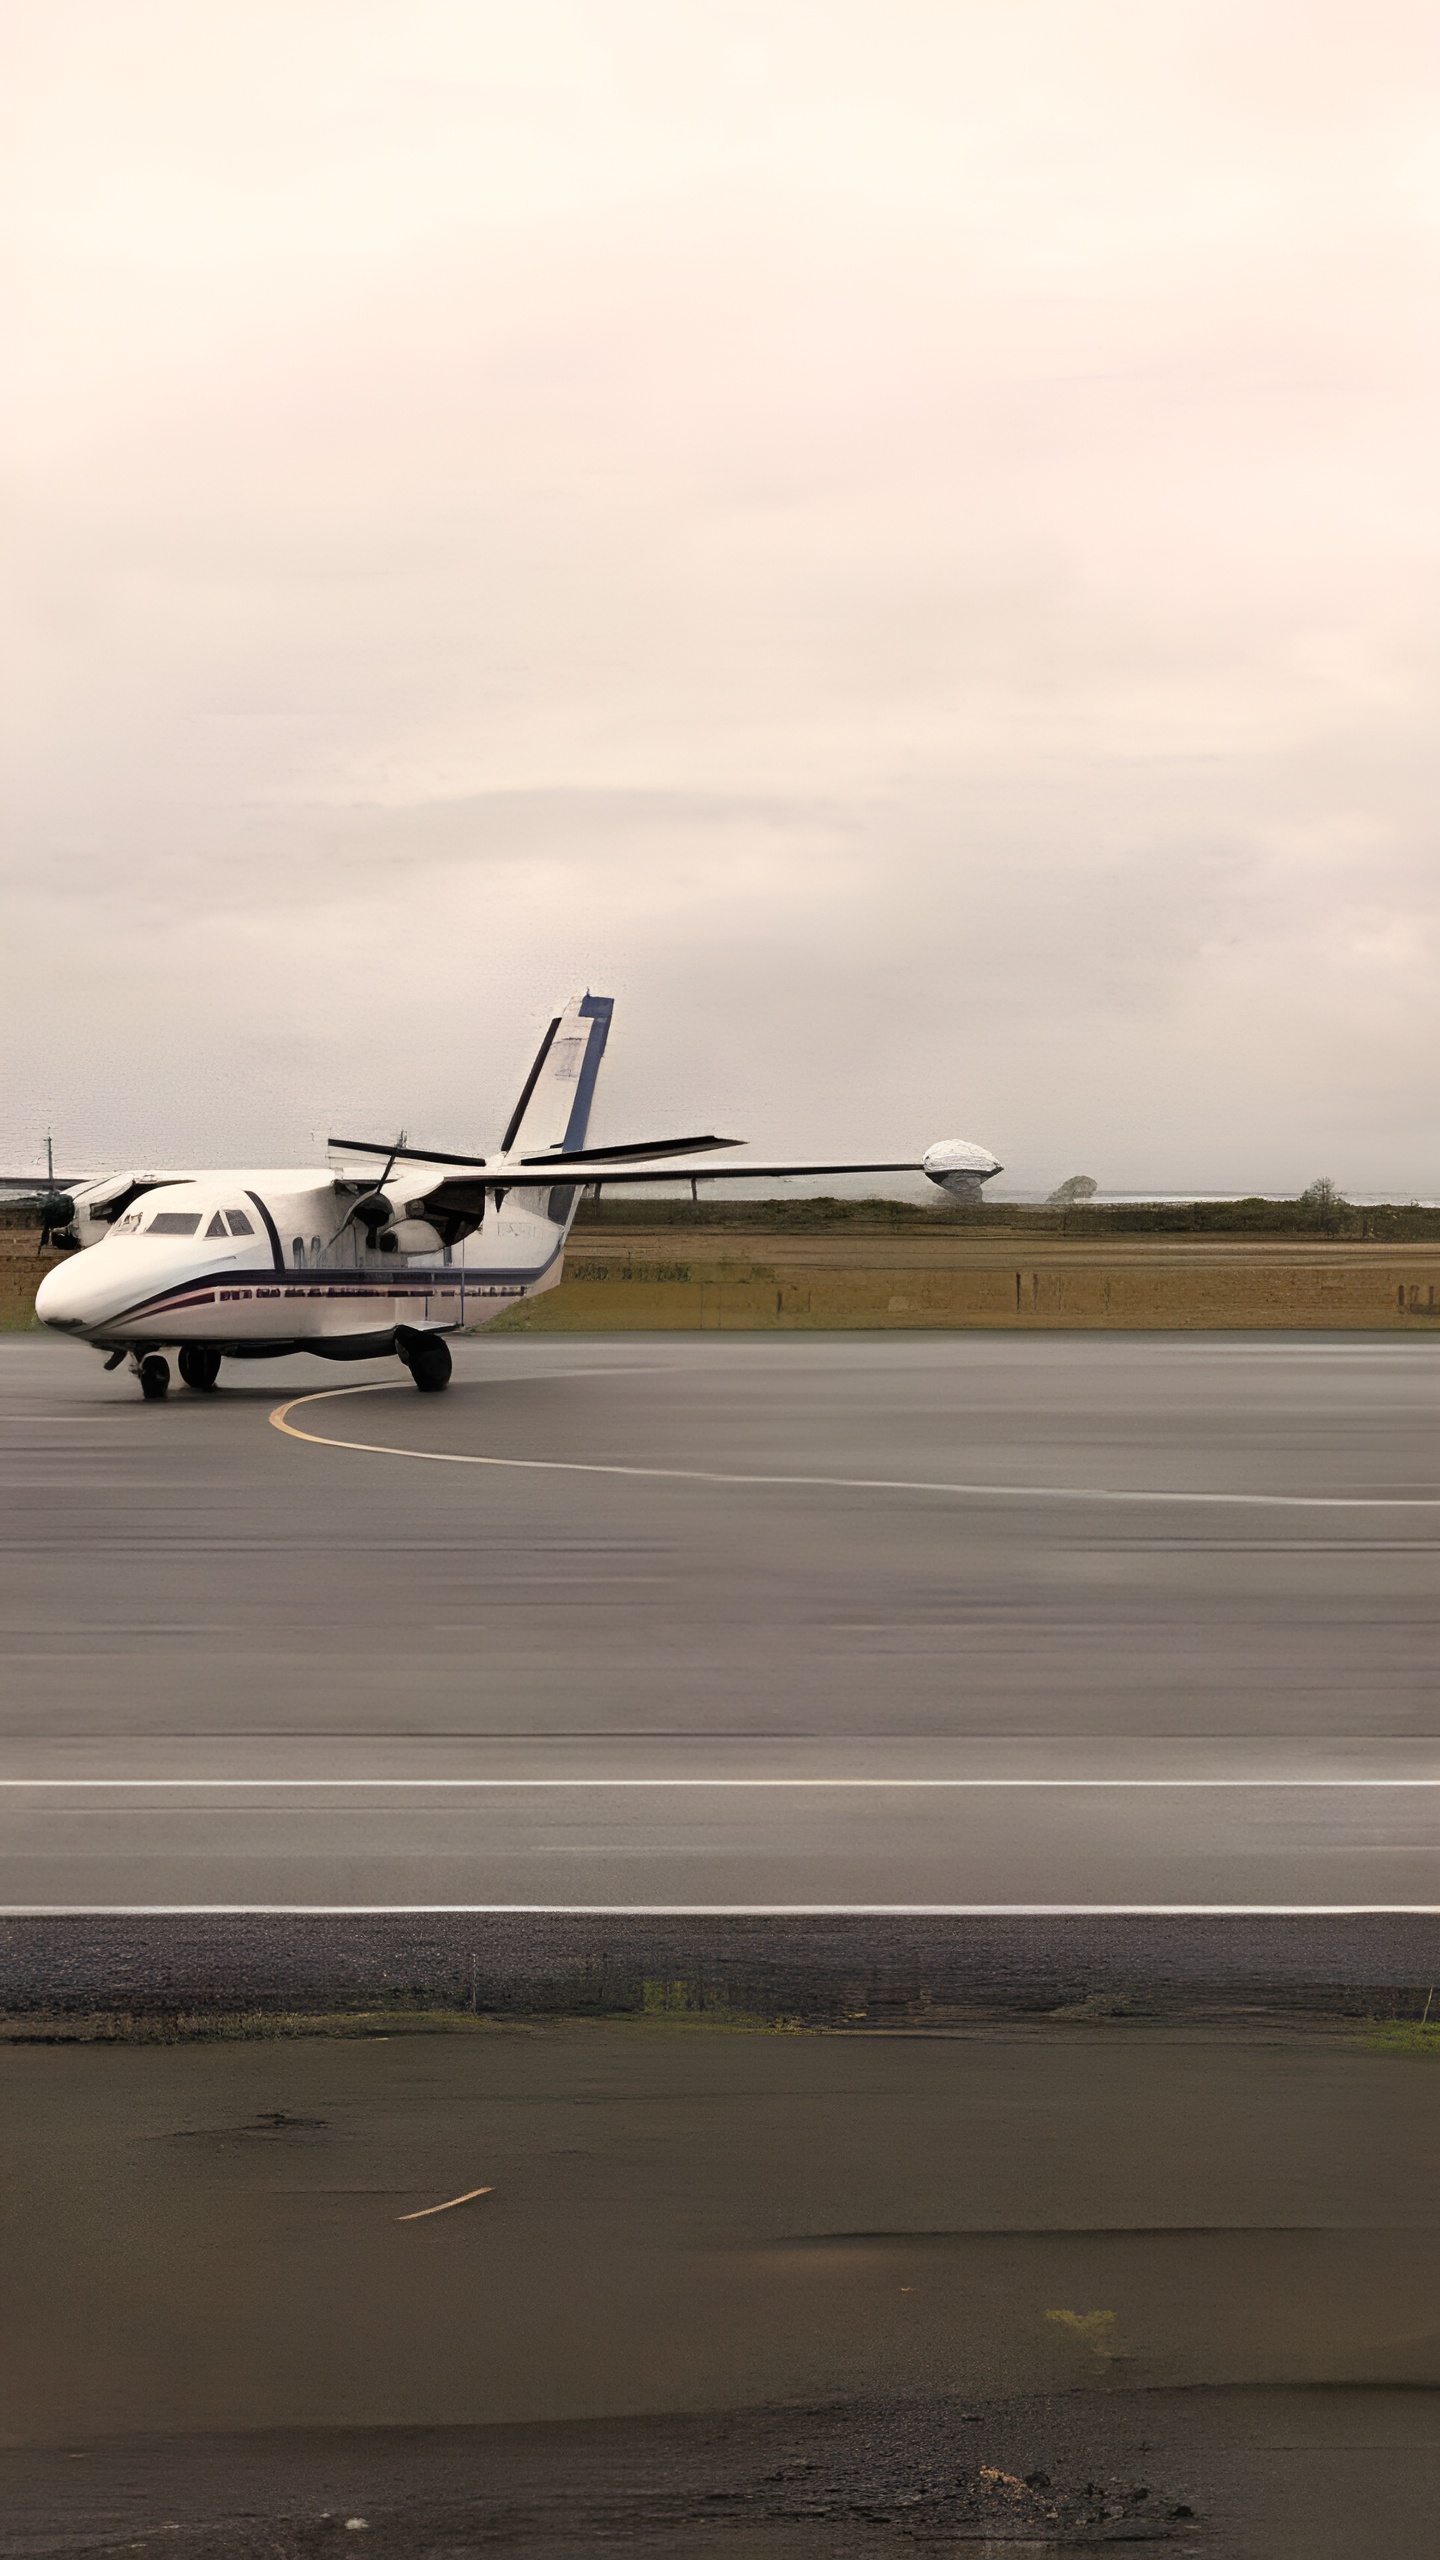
[85,1257,560,1330]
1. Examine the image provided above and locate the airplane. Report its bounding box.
[15,994,1001,1399]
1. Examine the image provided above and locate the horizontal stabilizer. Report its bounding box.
[331,1139,487,1168]
[331,1131,742,1173]
[519,1134,740,1166]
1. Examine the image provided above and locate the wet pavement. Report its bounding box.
[2,1333,1439,1914]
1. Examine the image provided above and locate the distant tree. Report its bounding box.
[1299,1175,1347,1232]
[1047,1174,1099,1206]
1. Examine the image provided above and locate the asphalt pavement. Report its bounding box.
[2,1330,1438,1912]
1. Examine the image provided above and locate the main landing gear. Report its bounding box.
[399,1333,452,1393]
[133,1347,221,1398]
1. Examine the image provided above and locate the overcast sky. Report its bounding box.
[3,1,1437,1196]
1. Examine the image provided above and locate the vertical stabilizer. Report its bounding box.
[500,994,614,1157]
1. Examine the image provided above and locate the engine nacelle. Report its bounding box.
[387,1218,445,1257]
[343,1187,452,1258]
[922,1138,1003,1203]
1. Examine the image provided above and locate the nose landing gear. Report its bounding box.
[137,1353,171,1401]
[178,1346,222,1392]
[398,1333,453,1393]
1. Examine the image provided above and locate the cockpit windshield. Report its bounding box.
[146,1212,201,1236]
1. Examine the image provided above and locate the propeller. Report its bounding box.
[330,1131,410,1248]
[35,1196,78,1254]
[0,1136,81,1254]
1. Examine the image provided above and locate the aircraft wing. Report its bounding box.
[330,1137,931,1209]
[331,1134,1001,1220]
[502,1157,925,1187]
[409,1157,928,1216]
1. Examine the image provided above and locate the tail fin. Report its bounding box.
[500,994,614,1157]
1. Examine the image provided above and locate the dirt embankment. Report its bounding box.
[6,2018,1440,2555]
[497,1220,1440,1332]
[0,1214,63,1329]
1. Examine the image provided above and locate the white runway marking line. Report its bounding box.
[267,1382,1440,1509]
[7,1902,1440,1917]
[7,1776,1440,1790]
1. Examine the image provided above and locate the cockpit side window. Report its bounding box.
[147,1212,201,1235]
[205,1212,227,1237]
[225,1209,254,1236]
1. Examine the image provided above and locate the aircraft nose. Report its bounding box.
[34,1255,96,1331]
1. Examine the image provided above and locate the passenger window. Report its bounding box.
[205,1212,227,1237]
[226,1209,253,1237]
[148,1212,201,1235]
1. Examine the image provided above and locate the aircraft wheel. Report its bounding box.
[409,1336,452,1393]
[139,1354,171,1401]
[178,1346,222,1392]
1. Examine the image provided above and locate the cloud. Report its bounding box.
[3,0,1438,1193]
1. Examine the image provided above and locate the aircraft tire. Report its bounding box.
[139,1354,171,1401]
[178,1346,222,1392]
[409,1336,452,1393]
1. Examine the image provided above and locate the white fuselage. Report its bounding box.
[33,1167,572,1356]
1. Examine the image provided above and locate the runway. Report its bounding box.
[2,1331,1438,1913]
